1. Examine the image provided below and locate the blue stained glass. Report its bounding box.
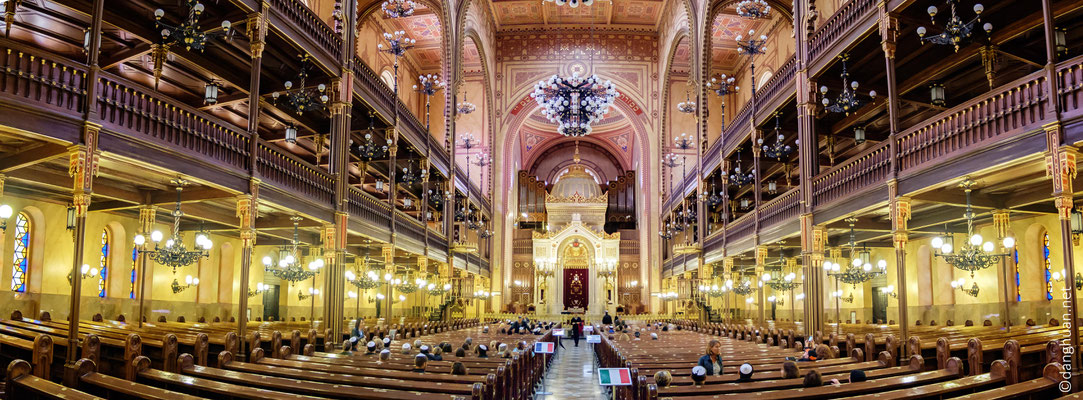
[10,213,29,292]
[98,230,109,298]
[130,248,137,299]
[1044,233,1052,301]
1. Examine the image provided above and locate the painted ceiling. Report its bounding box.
[491,0,665,31]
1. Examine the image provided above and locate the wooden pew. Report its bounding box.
[3,359,101,400]
[69,358,204,400]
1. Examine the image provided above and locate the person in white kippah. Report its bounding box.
[401,343,412,354]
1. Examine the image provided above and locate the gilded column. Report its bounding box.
[889,189,910,355]
[755,246,768,323]
[65,125,100,367]
[135,205,158,328]
[235,186,258,359]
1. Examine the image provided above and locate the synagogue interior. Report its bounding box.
[0,0,1081,398]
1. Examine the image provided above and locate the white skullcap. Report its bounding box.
[479,344,488,351]
[420,345,430,351]
[740,363,753,375]
[367,341,376,347]
[383,337,391,344]
[380,349,391,354]
[650,333,658,339]
[692,366,707,376]
[402,343,412,350]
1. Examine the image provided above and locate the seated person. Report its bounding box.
[736,363,754,382]
[476,344,489,357]
[412,354,428,373]
[781,361,800,379]
[798,348,818,361]
[498,343,510,358]
[452,361,468,375]
[654,370,673,388]
[430,347,444,361]
[482,326,490,333]
[364,341,377,355]
[650,332,659,340]
[455,348,467,357]
[419,345,431,357]
[634,331,641,340]
[691,366,707,386]
[849,369,866,383]
[401,343,412,354]
[803,370,823,388]
[378,349,391,362]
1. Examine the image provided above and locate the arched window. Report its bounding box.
[99,229,110,297]
[10,213,30,292]
[380,70,396,89]
[1044,232,1052,300]
[130,248,137,299]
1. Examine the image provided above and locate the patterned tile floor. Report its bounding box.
[536,339,609,400]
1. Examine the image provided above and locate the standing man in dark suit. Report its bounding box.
[602,311,613,325]
[571,317,583,347]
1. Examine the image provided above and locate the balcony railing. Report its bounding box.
[267,0,343,62]
[725,212,756,244]
[256,141,335,205]
[758,188,800,230]
[807,0,877,65]
[812,141,889,207]
[0,41,88,118]
[347,186,392,229]
[897,70,1047,175]
[754,55,798,118]
[1058,55,1083,120]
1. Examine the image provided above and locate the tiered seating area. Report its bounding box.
[0,312,549,400]
[597,320,1067,400]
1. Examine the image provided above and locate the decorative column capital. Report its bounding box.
[1055,194,1074,221]
[890,196,911,232]
[992,209,1011,238]
[878,6,898,59]
[755,246,768,266]
[383,245,395,265]
[246,11,268,58]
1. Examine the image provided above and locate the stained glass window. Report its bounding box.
[1044,232,1052,301]
[99,229,109,298]
[10,213,29,292]
[130,248,137,299]
[1013,249,1020,302]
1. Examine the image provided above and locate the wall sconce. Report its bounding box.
[369,292,386,303]
[348,291,357,299]
[375,180,385,192]
[298,287,319,301]
[854,125,866,145]
[881,285,897,298]
[795,293,805,301]
[67,263,98,285]
[204,81,220,105]
[745,297,754,304]
[766,180,777,195]
[398,294,406,302]
[0,203,11,231]
[930,83,946,107]
[247,282,268,298]
[832,290,854,303]
[768,295,784,306]
[171,275,199,294]
[951,278,979,297]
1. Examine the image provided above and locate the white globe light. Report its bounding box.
[762,273,771,281]
[151,231,164,242]
[983,242,995,252]
[444,284,451,290]
[193,278,199,285]
[376,293,385,300]
[134,234,146,246]
[345,271,356,281]
[0,204,12,219]
[877,259,887,269]
[863,263,872,272]
[931,237,943,248]
[165,239,174,248]
[970,234,983,246]
[1003,237,1015,248]
[941,243,953,254]
[81,264,90,274]
[196,234,208,245]
[399,295,406,301]
[852,258,862,267]
[284,255,296,264]
[185,275,193,284]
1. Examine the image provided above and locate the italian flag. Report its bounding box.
[599,368,632,386]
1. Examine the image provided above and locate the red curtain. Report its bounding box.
[563,268,589,311]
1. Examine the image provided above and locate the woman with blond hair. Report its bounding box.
[696,339,724,376]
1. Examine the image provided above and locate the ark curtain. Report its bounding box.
[563,268,589,310]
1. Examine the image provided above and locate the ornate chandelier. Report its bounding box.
[429,281,452,296]
[706,184,723,208]
[378,31,415,57]
[917,1,991,52]
[826,217,886,288]
[764,243,799,292]
[820,54,876,116]
[456,90,477,115]
[545,0,595,8]
[381,0,416,18]
[414,73,445,130]
[153,1,236,52]
[760,113,793,160]
[708,74,738,131]
[272,54,329,115]
[355,113,391,160]
[677,86,697,114]
[931,177,1014,277]
[134,179,211,274]
[346,259,382,290]
[531,73,618,137]
[727,150,755,187]
[735,0,771,19]
[399,160,425,186]
[731,279,754,296]
[262,217,322,284]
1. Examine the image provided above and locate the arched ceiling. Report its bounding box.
[490,0,667,31]
[709,10,777,73]
[374,3,444,72]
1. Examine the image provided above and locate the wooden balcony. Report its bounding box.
[0,37,454,257]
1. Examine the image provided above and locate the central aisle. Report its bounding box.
[538,338,608,399]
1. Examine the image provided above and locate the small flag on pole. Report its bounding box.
[534,341,555,354]
[553,328,565,336]
[599,368,632,386]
